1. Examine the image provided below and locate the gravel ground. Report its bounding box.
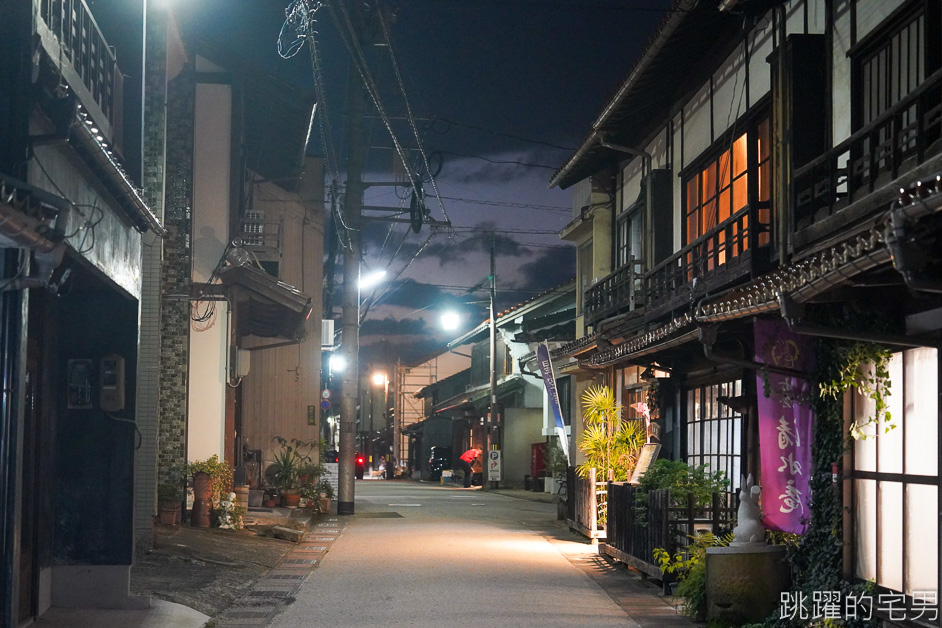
[131,522,302,618]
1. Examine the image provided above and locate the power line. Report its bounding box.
[437,150,560,170]
[438,195,570,212]
[427,117,576,151]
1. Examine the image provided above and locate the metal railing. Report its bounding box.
[793,68,942,233]
[583,258,644,327]
[38,0,122,146]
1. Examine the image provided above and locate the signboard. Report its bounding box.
[487,450,501,482]
[322,462,339,496]
[307,405,317,425]
[630,443,661,484]
[754,318,815,534]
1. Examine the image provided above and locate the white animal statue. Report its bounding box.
[731,474,766,546]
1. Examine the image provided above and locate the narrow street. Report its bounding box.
[267,481,685,628]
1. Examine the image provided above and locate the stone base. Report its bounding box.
[706,544,790,625]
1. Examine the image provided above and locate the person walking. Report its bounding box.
[458,448,482,488]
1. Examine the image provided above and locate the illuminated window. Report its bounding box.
[682,116,772,261]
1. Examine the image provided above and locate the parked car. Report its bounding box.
[428,446,452,480]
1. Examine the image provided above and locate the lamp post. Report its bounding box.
[487,234,499,488]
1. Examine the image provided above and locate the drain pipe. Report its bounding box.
[778,294,933,348]
[598,136,653,268]
[699,323,809,378]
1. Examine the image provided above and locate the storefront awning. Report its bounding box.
[202,265,313,341]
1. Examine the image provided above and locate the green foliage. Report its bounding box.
[654,532,734,619]
[188,454,233,508]
[818,342,893,440]
[747,338,878,628]
[632,459,729,526]
[157,462,185,502]
[157,482,183,502]
[576,385,646,482]
[270,437,316,493]
[637,459,729,506]
[543,439,568,477]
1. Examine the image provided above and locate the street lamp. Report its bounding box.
[440,310,460,331]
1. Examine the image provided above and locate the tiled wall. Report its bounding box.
[134,7,167,553]
[157,62,195,490]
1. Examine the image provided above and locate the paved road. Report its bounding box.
[269,481,638,627]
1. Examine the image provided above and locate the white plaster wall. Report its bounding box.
[748,20,775,108]
[649,126,669,170]
[192,81,231,283]
[832,1,854,145]
[683,82,713,166]
[856,0,906,38]
[713,42,748,140]
[187,309,228,461]
[672,112,684,252]
[620,159,644,213]
[186,65,232,463]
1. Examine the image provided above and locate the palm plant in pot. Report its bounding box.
[270,437,315,508]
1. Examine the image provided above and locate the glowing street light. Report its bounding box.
[371,371,388,387]
[440,311,460,331]
[359,269,386,290]
[329,354,347,373]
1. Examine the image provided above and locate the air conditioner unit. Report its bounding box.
[321,319,335,348]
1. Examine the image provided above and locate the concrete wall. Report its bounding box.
[503,407,544,488]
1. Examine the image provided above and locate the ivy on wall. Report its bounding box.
[748,338,880,628]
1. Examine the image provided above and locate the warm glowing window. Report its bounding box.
[683,115,772,257]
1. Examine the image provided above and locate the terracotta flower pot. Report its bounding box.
[192,471,212,527]
[282,491,301,508]
[157,502,180,525]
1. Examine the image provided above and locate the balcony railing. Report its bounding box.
[583,258,644,327]
[793,68,942,234]
[238,219,282,261]
[37,0,122,148]
[644,205,771,317]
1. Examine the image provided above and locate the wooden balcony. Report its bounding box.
[583,259,644,328]
[792,68,942,245]
[37,0,123,150]
[238,220,282,262]
[644,205,771,319]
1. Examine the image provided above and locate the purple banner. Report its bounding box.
[754,318,815,534]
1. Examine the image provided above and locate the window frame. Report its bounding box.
[684,378,744,492]
[849,0,941,132]
[851,347,941,619]
[680,109,772,256]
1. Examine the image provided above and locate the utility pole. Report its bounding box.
[336,2,370,516]
[487,233,499,488]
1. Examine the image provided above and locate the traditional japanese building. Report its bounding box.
[551,0,942,618]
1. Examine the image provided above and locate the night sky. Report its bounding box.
[172,0,673,366]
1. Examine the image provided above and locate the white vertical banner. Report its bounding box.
[536,342,570,464]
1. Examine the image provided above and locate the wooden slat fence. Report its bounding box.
[602,483,738,578]
[566,467,607,540]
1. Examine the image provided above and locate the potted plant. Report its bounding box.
[270,437,315,508]
[543,439,567,494]
[157,482,183,525]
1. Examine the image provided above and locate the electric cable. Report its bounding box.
[376,6,453,230]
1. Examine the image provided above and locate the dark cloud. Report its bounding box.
[511,247,577,294]
[360,316,431,337]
